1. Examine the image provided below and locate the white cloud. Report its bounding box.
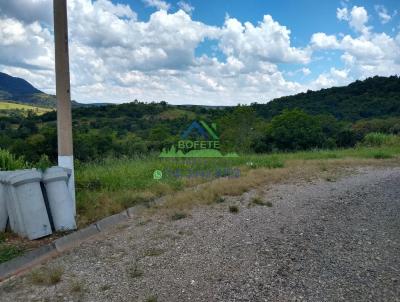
[312,68,350,89]
[178,1,194,15]
[309,5,400,89]
[337,6,371,36]
[0,1,399,105]
[336,7,349,21]
[302,68,311,76]
[375,5,392,24]
[0,0,314,104]
[219,15,311,67]
[349,6,370,34]
[142,0,170,11]
[0,17,53,70]
[311,33,340,49]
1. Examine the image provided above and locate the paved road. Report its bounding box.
[1,167,399,301]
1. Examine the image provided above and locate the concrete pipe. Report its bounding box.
[6,170,52,240]
[0,172,9,232]
[42,167,76,231]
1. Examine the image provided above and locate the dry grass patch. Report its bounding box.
[250,196,272,207]
[229,205,239,213]
[155,157,400,216]
[69,279,85,293]
[128,262,144,278]
[171,212,187,221]
[144,248,165,257]
[29,266,64,286]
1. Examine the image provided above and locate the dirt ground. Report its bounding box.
[1,166,399,302]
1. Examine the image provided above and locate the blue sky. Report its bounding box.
[0,0,399,104]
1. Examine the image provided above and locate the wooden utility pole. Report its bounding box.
[53,0,76,215]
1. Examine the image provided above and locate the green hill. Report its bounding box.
[0,72,93,109]
[0,72,57,108]
[251,75,400,121]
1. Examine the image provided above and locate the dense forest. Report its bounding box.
[0,75,399,164]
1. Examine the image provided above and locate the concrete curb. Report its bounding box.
[54,224,99,253]
[0,208,132,282]
[95,211,128,231]
[0,244,58,281]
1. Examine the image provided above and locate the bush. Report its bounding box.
[360,133,400,147]
[0,148,26,171]
[262,109,327,151]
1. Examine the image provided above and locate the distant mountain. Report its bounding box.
[0,72,107,108]
[0,72,57,108]
[251,75,400,121]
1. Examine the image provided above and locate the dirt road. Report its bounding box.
[1,166,399,301]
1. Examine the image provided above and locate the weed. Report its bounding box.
[265,201,273,207]
[128,263,144,278]
[29,266,63,286]
[144,248,165,257]
[0,148,27,171]
[145,295,158,302]
[251,197,273,207]
[71,145,399,227]
[214,196,225,203]
[171,212,187,221]
[229,205,239,213]
[251,197,264,205]
[0,233,6,243]
[100,284,111,291]
[0,245,24,263]
[372,152,393,159]
[69,279,84,293]
[360,133,400,147]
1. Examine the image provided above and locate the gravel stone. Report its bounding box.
[0,166,399,301]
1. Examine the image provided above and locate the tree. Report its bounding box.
[264,109,327,151]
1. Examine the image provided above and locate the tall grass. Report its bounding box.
[0,149,26,171]
[74,144,400,225]
[359,132,400,147]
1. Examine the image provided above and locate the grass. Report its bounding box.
[0,148,27,171]
[1,144,399,265]
[0,245,24,263]
[171,212,187,220]
[229,205,239,213]
[0,101,52,115]
[128,263,144,278]
[72,145,400,226]
[251,197,272,207]
[29,266,64,286]
[69,279,85,293]
[145,295,158,302]
[144,248,165,257]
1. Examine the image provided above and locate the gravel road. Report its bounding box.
[1,166,399,302]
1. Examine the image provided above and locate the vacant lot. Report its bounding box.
[1,164,399,302]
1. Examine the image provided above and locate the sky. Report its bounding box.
[0,0,399,105]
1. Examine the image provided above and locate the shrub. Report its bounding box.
[360,133,400,147]
[0,148,26,171]
[262,109,328,151]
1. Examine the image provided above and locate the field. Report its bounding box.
[75,145,400,226]
[1,144,399,263]
[0,101,52,115]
